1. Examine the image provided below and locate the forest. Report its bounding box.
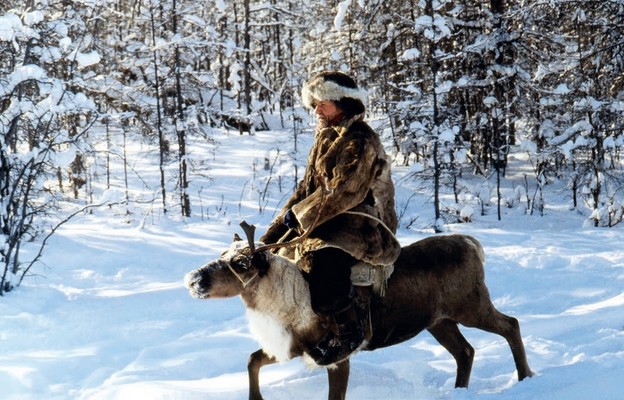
[1,0,624,294]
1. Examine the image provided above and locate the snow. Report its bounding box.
[553,83,570,95]
[215,0,226,13]
[0,65,47,97]
[400,48,421,61]
[1,123,623,400]
[0,13,24,42]
[23,11,45,26]
[415,14,452,40]
[334,0,352,31]
[72,51,101,69]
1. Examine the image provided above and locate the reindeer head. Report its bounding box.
[184,219,314,300]
[184,222,271,299]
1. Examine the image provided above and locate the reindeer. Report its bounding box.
[184,223,533,400]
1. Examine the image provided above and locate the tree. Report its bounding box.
[5,0,624,295]
[0,7,97,294]
[521,0,624,225]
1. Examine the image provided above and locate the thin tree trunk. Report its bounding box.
[149,4,167,214]
[242,0,252,134]
[173,0,191,217]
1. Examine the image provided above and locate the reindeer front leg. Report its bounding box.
[247,349,276,400]
[327,358,350,400]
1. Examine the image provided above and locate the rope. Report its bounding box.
[227,262,258,288]
[342,210,398,243]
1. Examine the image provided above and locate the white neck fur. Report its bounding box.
[243,255,316,361]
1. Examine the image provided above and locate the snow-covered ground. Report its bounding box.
[1,125,623,400]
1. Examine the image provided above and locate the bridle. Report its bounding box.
[228,219,311,290]
[226,261,258,289]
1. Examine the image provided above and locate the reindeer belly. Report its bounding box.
[246,309,294,362]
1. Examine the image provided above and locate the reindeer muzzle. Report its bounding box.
[184,269,211,299]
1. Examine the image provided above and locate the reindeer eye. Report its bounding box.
[231,256,250,269]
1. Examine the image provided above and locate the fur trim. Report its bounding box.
[302,77,368,109]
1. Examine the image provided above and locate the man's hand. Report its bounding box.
[283,209,299,229]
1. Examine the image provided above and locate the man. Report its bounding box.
[260,71,401,365]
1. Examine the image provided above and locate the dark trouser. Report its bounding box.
[305,247,358,316]
[304,247,366,365]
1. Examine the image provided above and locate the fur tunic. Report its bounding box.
[261,113,401,268]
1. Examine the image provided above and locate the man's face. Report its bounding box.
[313,100,341,123]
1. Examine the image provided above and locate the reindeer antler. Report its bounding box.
[239,220,303,254]
[239,221,256,253]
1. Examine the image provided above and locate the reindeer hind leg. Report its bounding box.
[463,302,533,382]
[427,319,474,388]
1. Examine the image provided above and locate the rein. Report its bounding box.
[247,189,329,254]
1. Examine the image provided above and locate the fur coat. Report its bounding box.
[260,113,401,268]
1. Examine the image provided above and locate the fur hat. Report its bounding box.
[301,71,368,112]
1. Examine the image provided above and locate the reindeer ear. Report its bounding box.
[252,251,271,277]
[234,233,243,242]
